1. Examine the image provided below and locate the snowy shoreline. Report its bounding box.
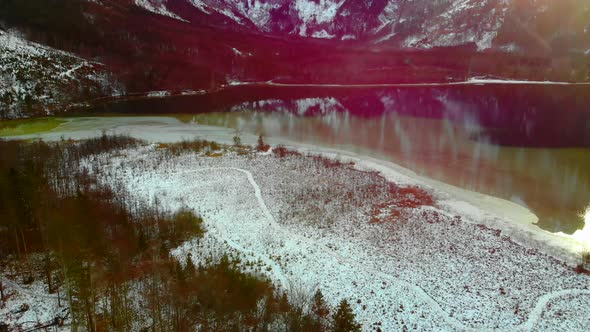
[282,143,587,266]
[2,117,588,265]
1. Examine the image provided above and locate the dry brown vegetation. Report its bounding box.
[575,249,590,275]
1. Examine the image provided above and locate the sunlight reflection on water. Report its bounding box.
[569,205,590,248]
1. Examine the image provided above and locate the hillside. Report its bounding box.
[0,30,123,118]
[0,0,589,118]
[130,0,590,53]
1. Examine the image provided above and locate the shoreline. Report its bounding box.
[1,116,587,265]
[3,77,590,121]
[265,139,587,266]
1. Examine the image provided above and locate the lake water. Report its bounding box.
[15,83,590,234]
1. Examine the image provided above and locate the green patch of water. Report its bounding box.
[0,118,66,137]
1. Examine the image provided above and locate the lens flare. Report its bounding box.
[571,205,590,248]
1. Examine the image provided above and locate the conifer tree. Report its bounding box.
[257,134,270,152]
[309,289,331,331]
[331,299,361,332]
[184,254,196,278]
[312,289,330,319]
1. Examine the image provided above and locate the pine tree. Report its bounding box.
[331,299,361,332]
[233,135,241,146]
[309,289,331,332]
[278,292,291,313]
[312,290,330,319]
[174,261,185,283]
[184,254,196,278]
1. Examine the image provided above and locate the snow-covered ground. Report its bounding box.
[73,144,590,331]
[133,0,190,22]
[1,268,68,331]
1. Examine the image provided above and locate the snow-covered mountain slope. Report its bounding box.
[133,0,510,50]
[0,31,123,119]
[133,0,189,22]
[129,0,589,53]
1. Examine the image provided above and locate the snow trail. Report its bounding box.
[177,167,290,291]
[264,80,590,87]
[58,64,85,79]
[0,275,63,301]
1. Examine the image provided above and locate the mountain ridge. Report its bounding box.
[1,0,589,118]
[130,0,589,54]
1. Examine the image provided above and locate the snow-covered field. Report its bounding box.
[72,144,590,331]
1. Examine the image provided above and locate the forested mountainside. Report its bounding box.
[0,0,589,118]
[0,31,123,119]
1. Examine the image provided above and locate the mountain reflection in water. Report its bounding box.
[92,83,590,233]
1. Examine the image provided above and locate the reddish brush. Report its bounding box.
[370,186,436,224]
[257,144,271,152]
[273,146,302,158]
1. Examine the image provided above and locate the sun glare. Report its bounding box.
[567,204,590,248]
[571,205,590,248]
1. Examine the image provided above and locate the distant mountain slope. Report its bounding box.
[131,0,590,54]
[0,31,123,118]
[131,0,508,50]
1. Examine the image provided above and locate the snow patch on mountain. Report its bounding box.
[371,0,510,50]
[374,1,400,35]
[187,0,279,30]
[134,0,189,22]
[295,0,345,25]
[188,0,211,14]
[295,0,345,37]
[312,30,336,39]
[233,0,280,31]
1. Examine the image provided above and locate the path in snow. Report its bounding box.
[178,166,590,332]
[59,63,86,79]
[181,167,291,291]
[0,275,63,301]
